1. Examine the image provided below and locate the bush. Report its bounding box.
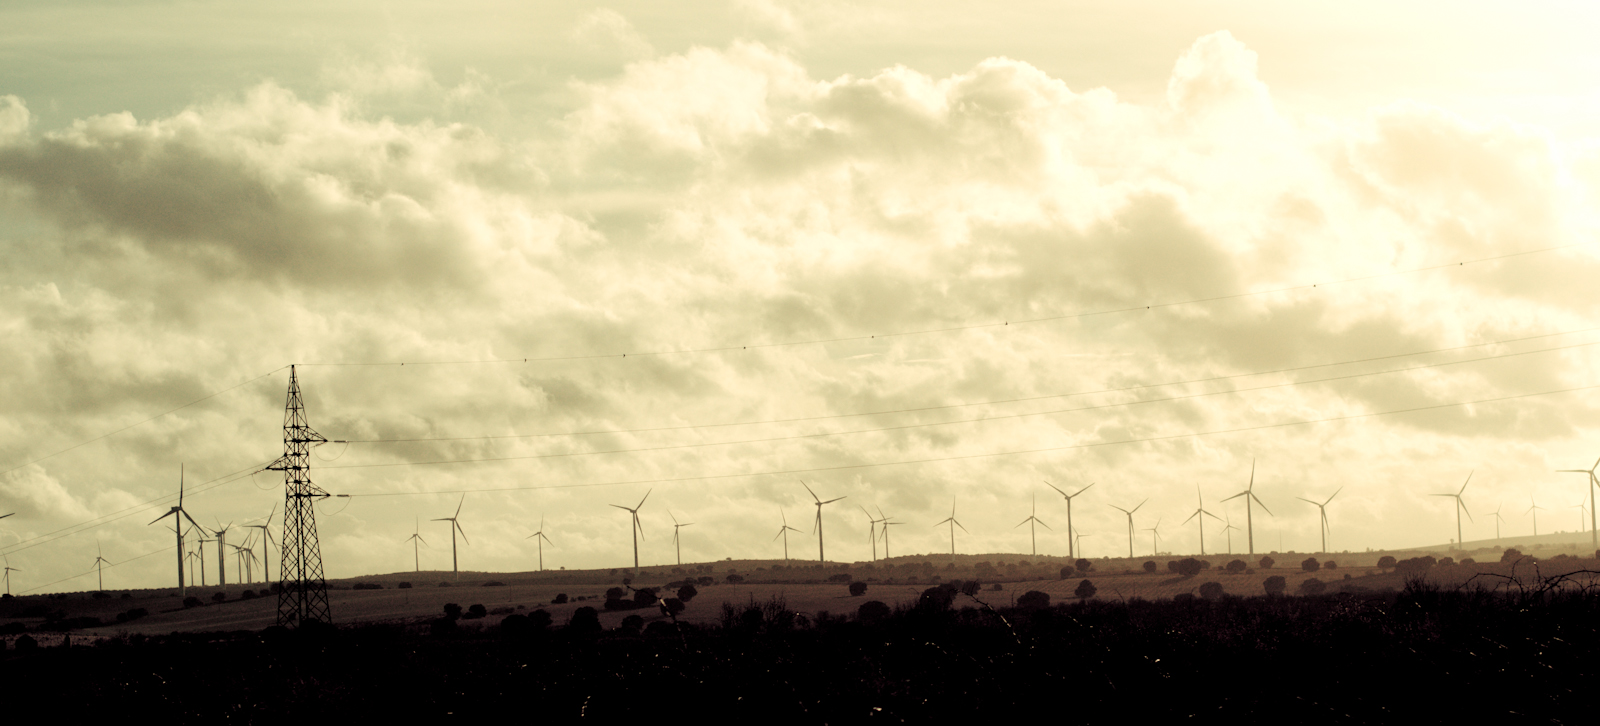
[848,581,868,597]
[661,598,686,616]
[619,614,645,634]
[676,584,697,602]
[182,596,203,609]
[14,635,36,652]
[1263,575,1287,596]
[1459,558,1475,566]
[1301,557,1320,572]
[1060,566,1074,580]
[696,576,714,586]
[398,582,413,589]
[1175,558,1203,577]
[1075,558,1093,573]
[1299,578,1327,596]
[1166,560,1179,573]
[568,606,601,633]
[499,613,531,636]
[1258,556,1275,570]
[1198,581,1225,600]
[1017,590,1050,610]
[605,587,626,602]
[1226,559,1247,574]
[429,617,458,636]
[482,581,505,587]
[438,581,451,587]
[1438,556,1455,567]
[352,583,382,590]
[91,591,110,599]
[990,583,1003,591]
[465,604,488,619]
[119,593,133,600]
[1074,579,1097,599]
[241,590,257,599]
[632,588,659,607]
[529,609,552,630]
[857,600,891,623]
[1143,561,1157,573]
[1395,556,1437,576]
[828,573,852,583]
[726,574,746,584]
[552,593,569,604]
[1324,560,1338,570]
[1500,548,1523,563]
[211,592,226,603]
[1377,555,1397,570]
[918,586,955,611]
[443,603,463,620]
[114,608,149,623]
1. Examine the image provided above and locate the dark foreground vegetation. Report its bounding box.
[2,575,1596,721]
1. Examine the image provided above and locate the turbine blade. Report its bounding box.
[1459,471,1473,495]
[1325,487,1342,505]
[1252,493,1273,516]
[456,520,469,545]
[637,489,652,510]
[802,480,820,503]
[1044,480,1067,497]
[455,494,465,518]
[1072,482,1095,497]
[148,510,175,526]
[955,520,968,533]
[821,496,846,505]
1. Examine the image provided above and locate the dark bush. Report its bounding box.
[1017,590,1050,610]
[857,600,891,623]
[1143,561,1157,573]
[1438,556,1455,567]
[1175,558,1203,577]
[676,584,698,602]
[552,593,569,604]
[119,593,132,600]
[182,596,203,609]
[482,581,505,587]
[1263,575,1287,596]
[1166,560,1179,573]
[499,613,530,636]
[619,614,644,634]
[1074,579,1097,599]
[1459,558,1474,566]
[632,588,658,607]
[990,583,1003,591]
[848,581,868,597]
[14,635,36,651]
[443,603,463,620]
[352,583,382,590]
[1500,548,1523,563]
[114,608,149,623]
[1395,556,1437,576]
[696,576,714,586]
[1198,582,1225,600]
[605,587,625,602]
[465,604,488,619]
[1226,559,1247,573]
[91,591,110,599]
[1075,558,1093,573]
[726,574,745,584]
[241,590,257,599]
[529,609,552,630]
[1259,556,1275,570]
[429,617,457,636]
[0,622,25,635]
[1060,566,1074,580]
[1378,555,1397,569]
[211,592,226,603]
[1299,578,1327,596]
[398,582,413,589]
[568,606,601,633]
[1324,560,1338,570]
[661,597,686,616]
[1301,557,1320,572]
[828,573,852,582]
[438,581,451,587]
[918,586,955,611]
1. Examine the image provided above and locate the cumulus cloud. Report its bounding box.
[1,31,1597,588]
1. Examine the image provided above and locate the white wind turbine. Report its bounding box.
[432,494,470,579]
[1556,457,1599,553]
[1527,495,1545,537]
[773,509,803,562]
[1221,460,1272,557]
[801,481,846,563]
[404,517,428,572]
[610,490,649,574]
[1296,487,1342,553]
[1183,485,1224,556]
[1431,471,1473,550]
[526,517,553,572]
[1142,517,1164,556]
[1108,499,1146,559]
[670,511,694,566]
[860,506,884,561]
[878,507,901,559]
[211,519,235,587]
[1014,495,1051,557]
[2,555,17,596]
[1045,480,1093,559]
[148,465,201,596]
[91,541,111,592]
[934,498,967,560]
[244,503,278,587]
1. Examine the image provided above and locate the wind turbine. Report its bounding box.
[1572,500,1589,533]
[194,529,212,586]
[934,498,967,560]
[1014,495,1051,557]
[1296,487,1342,553]
[244,503,277,587]
[1183,485,1224,556]
[610,490,649,574]
[773,509,803,562]
[801,481,845,562]
[670,511,694,566]
[433,495,470,579]
[1107,499,1146,559]
[148,464,201,596]
[229,539,259,584]
[185,547,198,587]
[860,506,883,561]
[1488,504,1505,541]
[1221,460,1273,556]
[1431,471,1473,550]
[404,517,428,572]
[1045,480,1094,559]
[211,519,235,587]
[1556,457,1599,552]
[2,556,17,596]
[1142,517,1164,556]
[878,508,900,559]
[525,517,552,572]
[91,541,111,591]
[1074,531,1092,558]
[1527,496,1545,537]
[1221,512,1239,555]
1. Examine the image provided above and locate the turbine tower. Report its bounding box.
[525,517,552,572]
[1045,480,1093,559]
[878,508,900,559]
[1183,485,1224,556]
[773,509,803,562]
[91,541,111,592]
[1014,495,1051,557]
[669,511,694,566]
[1221,513,1239,555]
[1108,499,1147,559]
[404,517,427,572]
[1556,457,1599,553]
[194,529,212,586]
[1142,517,1163,556]
[859,506,884,561]
[1527,496,1545,537]
[432,495,470,579]
[801,481,845,562]
[148,464,200,596]
[212,520,234,587]
[1488,504,1505,541]
[267,365,332,628]
[244,503,278,587]
[933,498,967,560]
[1296,487,1342,553]
[2,556,17,596]
[1431,471,1473,550]
[611,490,649,574]
[1074,531,1092,558]
[1221,460,1272,556]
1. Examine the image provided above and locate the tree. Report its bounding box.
[632,587,658,607]
[1324,560,1338,570]
[1198,581,1225,600]
[1298,578,1327,596]
[1059,566,1074,580]
[676,584,698,602]
[1074,579,1097,599]
[605,587,626,602]
[1377,555,1397,570]
[1459,558,1475,566]
[467,603,488,619]
[857,600,891,623]
[1175,558,1203,577]
[725,573,746,584]
[1166,560,1179,573]
[568,606,601,633]
[1438,556,1455,567]
[552,593,569,604]
[1301,557,1320,572]
[918,586,955,611]
[1499,548,1523,563]
[443,603,463,620]
[1226,559,1247,574]
[620,614,644,634]
[1075,558,1093,573]
[1143,561,1158,573]
[848,581,868,597]
[661,598,686,616]
[1263,575,1287,596]
[1017,590,1050,610]
[182,596,202,609]
[1258,555,1275,570]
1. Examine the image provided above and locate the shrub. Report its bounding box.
[114,608,149,623]
[1258,556,1275,570]
[429,617,458,636]
[1301,557,1320,572]
[696,576,714,586]
[568,606,601,633]
[1438,556,1455,567]
[443,603,463,620]
[1074,579,1097,599]
[351,583,382,590]
[466,604,488,619]
[848,581,868,597]
[499,613,531,636]
[1143,561,1157,573]
[1324,560,1338,570]
[990,583,1003,591]
[438,581,451,587]
[528,609,552,630]
[14,635,36,652]
[1263,575,1287,596]
[119,593,133,600]
[828,573,852,583]
[918,586,955,611]
[676,584,698,602]
[1075,558,1093,573]
[211,592,226,603]
[398,582,413,589]
[1198,582,1225,600]
[1166,560,1179,573]
[482,581,505,587]
[1059,566,1074,580]
[240,590,257,599]
[726,574,746,584]
[182,596,203,609]
[1017,590,1050,610]
[1225,559,1247,574]
[1377,555,1397,570]
[604,587,625,602]
[857,600,891,623]
[91,591,110,600]
[619,614,645,634]
[552,593,569,604]
[1299,578,1327,596]
[661,598,686,616]
[632,588,659,607]
[1175,558,1203,577]
[1395,556,1437,576]
[1500,548,1523,563]
[1459,558,1474,566]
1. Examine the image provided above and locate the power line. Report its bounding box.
[296,242,1592,367]
[337,381,1600,498]
[330,325,1600,445]
[318,339,1599,471]
[19,545,168,595]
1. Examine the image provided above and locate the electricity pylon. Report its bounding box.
[267,365,332,628]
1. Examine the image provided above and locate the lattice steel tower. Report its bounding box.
[268,365,332,627]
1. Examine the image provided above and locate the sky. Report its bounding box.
[3,1,1600,593]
